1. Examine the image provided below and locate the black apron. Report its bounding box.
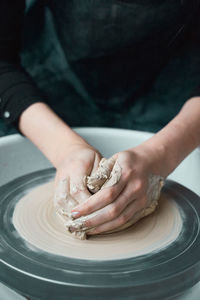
[19,0,200,132]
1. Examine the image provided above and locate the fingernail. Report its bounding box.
[71,211,80,219]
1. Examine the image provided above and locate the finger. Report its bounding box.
[54,177,78,214]
[69,178,91,203]
[89,152,103,176]
[80,188,135,230]
[87,197,144,235]
[69,152,101,202]
[54,177,69,207]
[69,181,139,231]
[73,177,143,226]
[71,177,126,218]
[67,170,91,204]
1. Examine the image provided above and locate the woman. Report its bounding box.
[1,0,200,234]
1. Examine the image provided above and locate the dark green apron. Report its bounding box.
[1,0,200,136]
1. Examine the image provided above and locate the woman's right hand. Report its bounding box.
[54,143,102,214]
[19,103,102,212]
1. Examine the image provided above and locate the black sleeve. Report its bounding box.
[190,86,200,98]
[0,0,45,129]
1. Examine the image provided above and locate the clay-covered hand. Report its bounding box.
[70,145,164,235]
[54,143,102,223]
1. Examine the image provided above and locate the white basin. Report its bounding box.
[0,127,200,300]
[0,127,200,195]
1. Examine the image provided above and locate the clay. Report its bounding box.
[12,181,182,260]
[87,157,121,193]
[54,157,164,239]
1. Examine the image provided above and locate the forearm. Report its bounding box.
[19,102,90,168]
[138,97,200,177]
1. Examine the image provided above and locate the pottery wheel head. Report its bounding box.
[12,180,182,260]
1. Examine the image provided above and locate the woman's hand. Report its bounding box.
[55,143,102,204]
[71,143,165,235]
[70,97,200,235]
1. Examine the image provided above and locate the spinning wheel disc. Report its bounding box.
[1,169,200,300]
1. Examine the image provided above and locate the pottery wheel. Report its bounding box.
[1,169,200,300]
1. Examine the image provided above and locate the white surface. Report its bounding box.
[0,128,200,300]
[0,284,24,300]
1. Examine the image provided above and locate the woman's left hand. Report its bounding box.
[71,97,200,235]
[71,144,165,235]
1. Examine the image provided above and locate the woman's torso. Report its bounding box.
[22,0,200,128]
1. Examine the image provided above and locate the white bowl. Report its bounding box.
[0,127,199,195]
[0,127,200,300]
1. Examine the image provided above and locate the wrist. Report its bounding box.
[53,140,94,169]
[133,141,167,177]
[136,118,197,178]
